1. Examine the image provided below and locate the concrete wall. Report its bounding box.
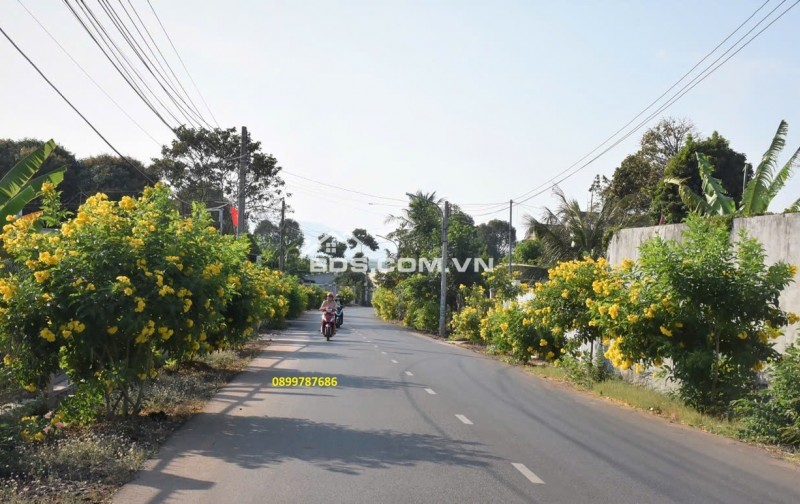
[607,213,800,352]
[732,214,800,351]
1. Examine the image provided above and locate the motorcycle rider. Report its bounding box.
[320,292,337,333]
[334,295,344,326]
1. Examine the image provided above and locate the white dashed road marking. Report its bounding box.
[405,371,414,376]
[381,351,387,355]
[512,463,545,484]
[424,388,436,395]
[455,414,473,425]
[391,359,398,364]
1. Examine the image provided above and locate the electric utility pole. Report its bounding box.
[278,198,286,272]
[237,126,248,237]
[508,199,513,275]
[439,201,450,338]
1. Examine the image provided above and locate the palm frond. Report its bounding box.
[741,120,788,215]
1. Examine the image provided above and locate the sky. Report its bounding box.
[2,0,799,257]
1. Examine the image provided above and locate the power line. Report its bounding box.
[145,0,219,128]
[282,169,407,203]
[93,0,206,128]
[97,0,210,128]
[510,0,798,209]
[120,0,211,127]
[505,0,776,206]
[16,0,162,146]
[471,0,797,217]
[61,0,176,131]
[73,0,187,127]
[0,22,157,184]
[284,174,404,207]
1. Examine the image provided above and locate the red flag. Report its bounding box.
[658,214,665,225]
[230,205,239,227]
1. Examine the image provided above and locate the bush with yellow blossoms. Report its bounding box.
[528,256,615,353]
[479,300,550,362]
[591,216,797,413]
[450,284,492,342]
[372,286,399,322]
[0,184,287,417]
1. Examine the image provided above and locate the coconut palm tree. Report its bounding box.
[524,187,629,267]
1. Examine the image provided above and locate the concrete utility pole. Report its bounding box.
[278,198,286,272]
[439,201,450,338]
[237,126,248,237]
[508,199,513,275]
[406,194,449,338]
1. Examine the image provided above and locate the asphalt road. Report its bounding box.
[114,307,800,504]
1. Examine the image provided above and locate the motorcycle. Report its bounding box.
[321,307,336,341]
[334,304,344,328]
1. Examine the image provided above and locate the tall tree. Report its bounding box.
[151,126,285,223]
[639,117,696,172]
[476,219,516,264]
[603,118,696,219]
[348,228,379,253]
[77,155,153,202]
[650,131,750,223]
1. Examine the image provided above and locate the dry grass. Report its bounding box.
[0,338,269,503]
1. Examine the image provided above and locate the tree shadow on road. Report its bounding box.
[184,414,501,475]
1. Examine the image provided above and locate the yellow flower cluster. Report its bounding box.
[203,262,223,278]
[158,326,174,341]
[604,338,633,371]
[136,320,156,344]
[39,327,56,343]
[59,319,86,338]
[0,279,15,301]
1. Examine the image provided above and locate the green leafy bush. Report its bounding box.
[733,345,800,446]
[592,216,796,413]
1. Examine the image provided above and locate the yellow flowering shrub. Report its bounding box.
[450,284,492,342]
[479,300,551,362]
[0,184,288,417]
[529,256,615,352]
[592,216,796,413]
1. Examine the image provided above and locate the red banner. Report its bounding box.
[230,205,239,227]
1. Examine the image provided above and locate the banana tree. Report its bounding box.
[667,120,800,216]
[665,153,735,216]
[0,139,65,222]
